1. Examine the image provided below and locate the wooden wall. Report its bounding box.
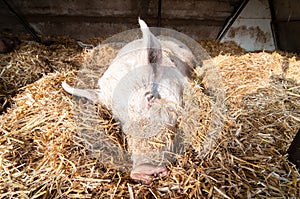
[272,0,300,52]
[0,0,242,41]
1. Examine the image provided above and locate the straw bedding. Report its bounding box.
[0,36,299,198]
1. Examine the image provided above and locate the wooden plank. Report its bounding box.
[0,15,222,40]
[1,0,240,19]
[275,21,300,52]
[162,0,238,20]
[0,0,242,40]
[1,0,157,17]
[273,0,300,20]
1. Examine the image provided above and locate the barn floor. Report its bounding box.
[0,36,299,198]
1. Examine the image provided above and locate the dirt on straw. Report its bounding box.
[0,37,299,198]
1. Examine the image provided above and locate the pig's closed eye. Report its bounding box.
[145,92,155,102]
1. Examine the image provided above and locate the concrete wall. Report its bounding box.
[0,0,242,41]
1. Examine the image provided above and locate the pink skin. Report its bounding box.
[130,164,168,184]
[62,19,195,184]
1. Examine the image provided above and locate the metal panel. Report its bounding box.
[221,0,275,51]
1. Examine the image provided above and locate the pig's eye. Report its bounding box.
[145,92,155,102]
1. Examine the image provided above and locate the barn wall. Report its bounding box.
[272,0,300,52]
[0,0,242,41]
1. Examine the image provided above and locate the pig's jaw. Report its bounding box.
[130,164,168,184]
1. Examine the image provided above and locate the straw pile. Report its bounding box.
[0,36,83,114]
[0,37,299,198]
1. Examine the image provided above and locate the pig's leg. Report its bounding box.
[62,81,101,104]
[130,164,168,184]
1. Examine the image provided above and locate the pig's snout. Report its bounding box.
[130,164,168,184]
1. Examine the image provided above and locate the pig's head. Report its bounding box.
[125,93,179,183]
[111,19,187,184]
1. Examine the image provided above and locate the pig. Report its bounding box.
[62,18,197,184]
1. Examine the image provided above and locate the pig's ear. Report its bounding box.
[139,18,162,64]
[62,81,100,103]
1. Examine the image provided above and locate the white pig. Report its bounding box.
[62,19,197,184]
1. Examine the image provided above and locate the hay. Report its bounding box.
[0,36,83,114]
[0,38,299,198]
[199,40,246,58]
